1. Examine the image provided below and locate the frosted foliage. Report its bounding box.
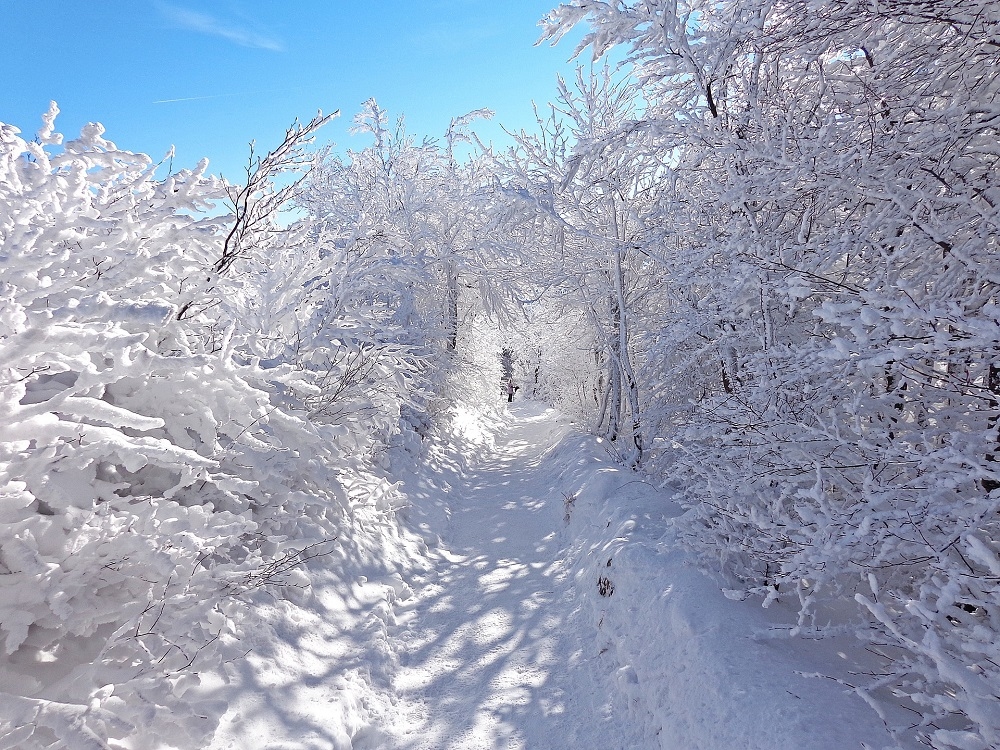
[0,107,411,748]
[543,1,1000,746]
[494,68,670,465]
[506,303,601,423]
[295,99,522,434]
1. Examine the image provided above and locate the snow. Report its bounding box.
[380,403,632,749]
[203,401,899,749]
[6,9,997,739]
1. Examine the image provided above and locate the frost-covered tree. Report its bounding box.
[544,1,1000,745]
[296,100,525,427]
[497,66,671,465]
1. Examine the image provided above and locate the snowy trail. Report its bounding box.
[380,402,899,750]
[207,402,900,750]
[383,403,635,749]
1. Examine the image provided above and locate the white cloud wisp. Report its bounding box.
[158,3,283,51]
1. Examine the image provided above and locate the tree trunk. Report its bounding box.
[985,363,1000,492]
[445,263,459,352]
[606,291,623,443]
[613,242,642,465]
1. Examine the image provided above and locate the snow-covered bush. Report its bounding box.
[544,1,1000,745]
[0,105,402,749]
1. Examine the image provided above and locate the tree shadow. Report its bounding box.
[384,407,597,749]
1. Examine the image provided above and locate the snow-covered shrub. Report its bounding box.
[0,106,383,749]
[544,1,1000,745]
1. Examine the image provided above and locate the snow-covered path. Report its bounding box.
[384,403,635,749]
[378,402,901,750]
[207,401,901,750]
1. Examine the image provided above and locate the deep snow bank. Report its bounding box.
[200,485,432,750]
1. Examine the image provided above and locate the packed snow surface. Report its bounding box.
[207,402,900,749]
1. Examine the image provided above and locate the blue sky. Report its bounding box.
[2,1,591,179]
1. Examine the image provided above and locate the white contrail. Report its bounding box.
[153,87,304,105]
[153,94,228,104]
